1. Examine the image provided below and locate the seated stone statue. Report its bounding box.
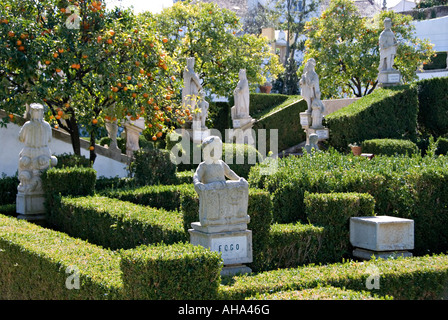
[193,136,250,232]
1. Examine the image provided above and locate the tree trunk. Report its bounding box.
[89,132,97,165]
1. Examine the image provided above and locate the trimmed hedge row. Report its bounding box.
[362,138,419,156]
[248,150,448,255]
[0,214,123,299]
[325,85,419,151]
[247,286,392,300]
[220,253,448,300]
[42,167,97,198]
[48,196,187,250]
[0,174,18,205]
[305,192,376,263]
[120,242,222,300]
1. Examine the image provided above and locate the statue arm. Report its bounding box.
[193,163,206,190]
[222,161,240,181]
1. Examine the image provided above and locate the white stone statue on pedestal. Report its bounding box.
[231,69,250,120]
[311,98,325,129]
[182,57,203,113]
[299,58,321,114]
[17,103,57,219]
[189,135,252,275]
[378,18,398,72]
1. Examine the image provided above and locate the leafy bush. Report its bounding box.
[0,214,123,299]
[98,136,127,154]
[325,85,419,151]
[95,176,136,191]
[120,242,222,300]
[54,153,91,168]
[362,139,419,156]
[248,149,448,255]
[130,148,177,186]
[48,196,187,250]
[0,174,18,205]
[436,137,448,155]
[305,192,376,262]
[253,222,323,271]
[417,76,448,137]
[220,253,448,300]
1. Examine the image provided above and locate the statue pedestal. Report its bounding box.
[231,117,256,145]
[300,111,329,143]
[378,69,401,87]
[16,192,46,222]
[189,180,253,276]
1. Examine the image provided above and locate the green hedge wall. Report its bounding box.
[417,76,448,137]
[220,253,448,300]
[250,93,290,117]
[120,242,222,300]
[362,138,419,156]
[42,167,97,198]
[252,97,307,152]
[130,148,178,186]
[325,85,419,151]
[0,214,123,299]
[48,196,187,250]
[0,174,18,205]
[248,150,448,255]
[305,192,376,263]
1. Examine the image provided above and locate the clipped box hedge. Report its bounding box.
[305,192,376,263]
[362,138,419,156]
[325,85,418,151]
[49,196,187,250]
[253,222,323,272]
[0,174,19,205]
[220,253,448,300]
[0,214,123,299]
[248,150,448,255]
[120,242,222,300]
[42,166,97,198]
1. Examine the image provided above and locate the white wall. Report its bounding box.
[0,121,129,178]
[413,16,448,52]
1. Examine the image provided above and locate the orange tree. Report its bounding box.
[302,0,435,98]
[0,0,183,164]
[153,0,284,99]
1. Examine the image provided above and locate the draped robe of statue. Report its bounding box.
[299,58,321,114]
[232,69,250,119]
[378,18,398,71]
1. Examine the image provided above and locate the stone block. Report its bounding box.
[350,215,414,252]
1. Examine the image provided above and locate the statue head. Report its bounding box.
[305,58,316,72]
[30,103,44,122]
[202,135,222,164]
[186,57,195,69]
[383,18,392,30]
[239,69,246,79]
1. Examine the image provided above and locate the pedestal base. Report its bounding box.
[221,264,252,277]
[16,193,46,215]
[377,69,401,87]
[353,248,412,260]
[189,228,252,267]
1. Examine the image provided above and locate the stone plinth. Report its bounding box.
[16,193,45,216]
[377,69,401,87]
[350,215,414,259]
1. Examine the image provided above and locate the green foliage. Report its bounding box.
[0,204,16,216]
[0,174,18,205]
[98,137,127,154]
[325,85,419,151]
[436,137,448,155]
[130,148,178,186]
[423,51,447,70]
[153,1,283,99]
[247,286,392,300]
[42,166,97,198]
[362,139,419,156]
[305,192,376,262]
[49,196,187,250]
[120,242,222,300]
[54,153,91,168]
[248,149,448,255]
[253,222,323,272]
[249,93,290,118]
[417,76,448,137]
[303,0,434,98]
[0,214,123,299]
[252,96,308,152]
[220,254,448,300]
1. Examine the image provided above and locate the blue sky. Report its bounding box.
[105,0,174,14]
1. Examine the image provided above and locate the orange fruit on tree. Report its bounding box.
[143,93,149,98]
[8,114,14,120]
[132,93,137,98]
[152,136,157,141]
[8,31,14,37]
[45,60,51,65]
[156,131,163,138]
[107,39,113,44]
[162,37,168,43]
[18,46,25,51]
[92,118,98,125]
[53,53,58,58]
[109,30,115,36]
[58,48,64,53]
[89,146,95,151]
[16,40,22,46]
[127,76,132,81]
[56,68,62,73]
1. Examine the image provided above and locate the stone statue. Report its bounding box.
[193,90,209,130]
[304,133,320,154]
[17,103,57,217]
[182,57,202,112]
[378,18,398,71]
[311,98,325,129]
[192,135,250,232]
[299,58,321,113]
[231,69,250,119]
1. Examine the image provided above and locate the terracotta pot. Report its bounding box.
[259,85,272,94]
[351,146,362,156]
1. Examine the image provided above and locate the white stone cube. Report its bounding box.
[350,215,414,251]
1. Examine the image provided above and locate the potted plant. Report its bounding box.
[259,81,272,94]
[349,142,362,156]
